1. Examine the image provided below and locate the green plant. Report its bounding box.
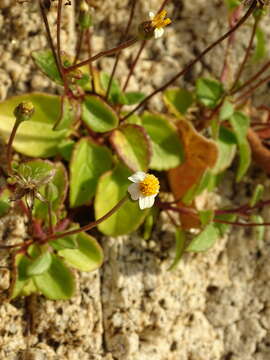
[1,0,270,302]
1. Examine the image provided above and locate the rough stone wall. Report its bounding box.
[1,0,270,359]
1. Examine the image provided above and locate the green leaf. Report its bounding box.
[196,78,224,109]
[199,209,215,227]
[82,95,119,132]
[33,254,75,300]
[0,189,10,217]
[53,97,76,131]
[0,93,68,157]
[168,229,186,270]
[250,184,264,207]
[124,92,146,105]
[57,139,75,161]
[163,88,193,117]
[186,223,220,252]
[219,100,234,121]
[32,49,62,84]
[100,72,126,105]
[110,124,152,172]
[253,27,266,63]
[141,112,184,170]
[229,112,251,182]
[211,126,237,174]
[95,163,147,236]
[214,213,236,236]
[58,232,103,271]
[11,254,37,299]
[69,138,113,207]
[251,214,265,242]
[33,161,68,221]
[26,252,52,276]
[50,233,78,251]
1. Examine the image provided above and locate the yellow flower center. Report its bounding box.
[139,174,160,196]
[151,10,171,29]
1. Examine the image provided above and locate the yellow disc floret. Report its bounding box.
[151,10,171,29]
[139,174,160,196]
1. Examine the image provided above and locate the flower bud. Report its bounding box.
[14,102,35,123]
[79,1,93,29]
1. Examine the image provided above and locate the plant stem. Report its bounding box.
[214,218,270,227]
[56,0,63,70]
[106,0,137,99]
[158,0,171,12]
[121,0,257,121]
[230,59,270,95]
[122,40,146,92]
[73,29,85,65]
[235,73,270,103]
[6,120,20,175]
[230,15,259,91]
[65,38,138,73]
[86,28,96,93]
[39,0,62,79]
[43,195,128,242]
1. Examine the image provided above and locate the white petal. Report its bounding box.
[139,195,156,209]
[128,171,146,183]
[154,28,164,39]
[128,183,140,200]
[149,11,155,20]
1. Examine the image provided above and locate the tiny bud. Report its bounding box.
[79,0,93,29]
[138,21,155,40]
[14,102,35,123]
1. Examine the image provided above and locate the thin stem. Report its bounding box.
[231,59,270,95]
[43,195,128,242]
[230,16,259,91]
[214,218,270,227]
[66,38,138,73]
[6,120,20,175]
[122,40,146,92]
[216,199,270,216]
[235,73,270,103]
[73,29,84,65]
[39,0,62,79]
[86,28,96,93]
[121,0,257,121]
[56,0,63,70]
[158,0,171,12]
[106,0,137,99]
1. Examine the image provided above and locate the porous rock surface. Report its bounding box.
[1,0,270,359]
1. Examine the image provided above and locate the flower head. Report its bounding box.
[128,172,160,210]
[138,9,171,40]
[149,10,171,39]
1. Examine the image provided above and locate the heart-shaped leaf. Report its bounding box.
[69,138,113,207]
[163,88,193,117]
[32,49,62,84]
[82,95,119,132]
[95,163,148,236]
[26,252,52,276]
[110,124,152,172]
[33,254,75,300]
[58,232,103,271]
[196,78,224,109]
[0,93,68,157]
[141,112,183,170]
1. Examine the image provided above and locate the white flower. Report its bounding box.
[149,10,171,39]
[128,171,160,210]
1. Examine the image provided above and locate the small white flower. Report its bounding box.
[128,171,160,210]
[148,10,171,39]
